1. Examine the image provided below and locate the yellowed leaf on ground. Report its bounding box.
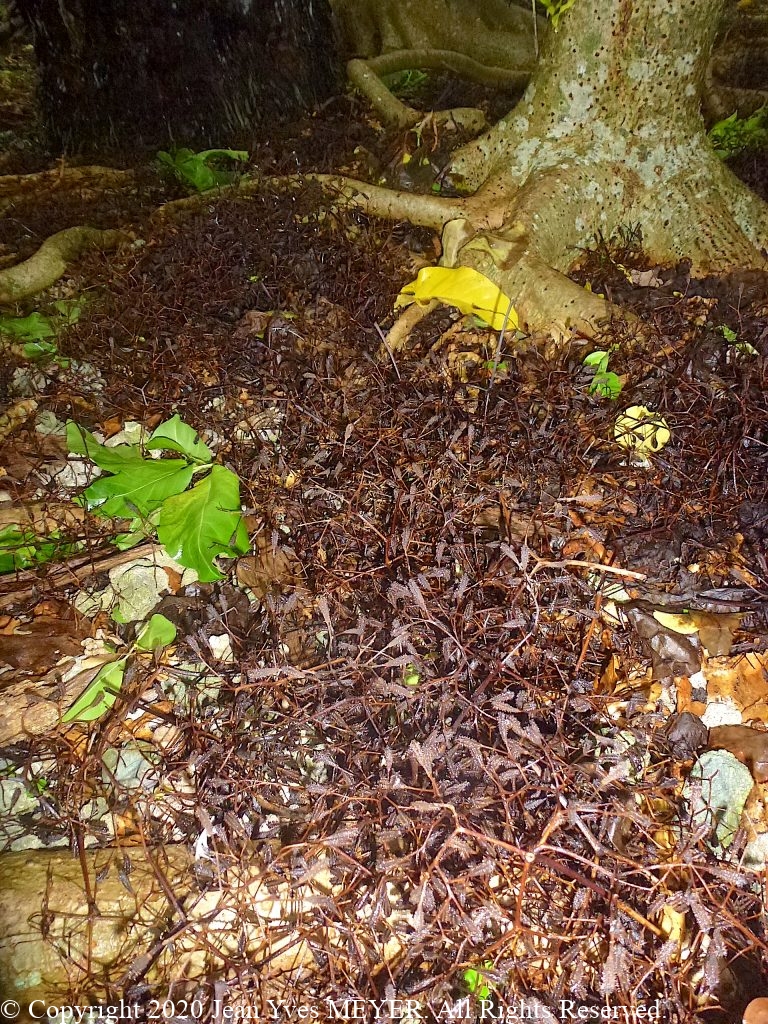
[614,405,670,455]
[395,266,519,332]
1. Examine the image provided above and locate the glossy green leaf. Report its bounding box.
[157,147,248,192]
[79,456,196,518]
[62,657,128,723]
[146,414,212,463]
[583,349,611,373]
[114,513,158,550]
[158,464,249,581]
[463,962,493,1000]
[135,613,177,652]
[67,422,149,473]
[23,339,60,360]
[539,0,578,28]
[709,106,768,159]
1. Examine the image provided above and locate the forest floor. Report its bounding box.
[1,39,768,1024]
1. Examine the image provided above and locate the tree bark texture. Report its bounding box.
[16,0,340,152]
[448,0,768,275]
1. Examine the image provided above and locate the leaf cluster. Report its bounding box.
[0,299,84,362]
[538,0,578,29]
[156,147,249,192]
[0,525,81,574]
[583,348,623,399]
[709,106,768,160]
[62,613,177,723]
[67,414,249,581]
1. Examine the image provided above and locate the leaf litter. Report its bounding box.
[0,106,767,1021]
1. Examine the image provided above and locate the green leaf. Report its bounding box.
[157,147,248,192]
[67,422,148,473]
[382,68,428,99]
[0,311,57,342]
[157,464,249,582]
[114,515,156,550]
[135,613,177,652]
[463,962,493,1000]
[0,526,38,572]
[539,0,578,28]
[588,370,622,399]
[403,664,421,688]
[709,106,768,159]
[0,525,80,574]
[62,657,128,723]
[146,414,212,463]
[52,298,85,324]
[583,349,611,373]
[22,339,60,360]
[719,325,737,343]
[80,457,196,518]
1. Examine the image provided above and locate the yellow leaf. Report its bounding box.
[653,611,699,635]
[658,905,686,951]
[395,266,518,332]
[614,405,670,454]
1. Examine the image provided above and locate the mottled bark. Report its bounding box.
[447,0,768,278]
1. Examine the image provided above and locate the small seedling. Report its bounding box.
[719,324,758,356]
[67,414,249,582]
[157,147,249,192]
[538,0,578,28]
[583,349,623,399]
[463,961,494,1001]
[709,106,768,159]
[383,68,428,99]
[62,613,176,723]
[482,358,510,375]
[0,298,84,364]
[403,664,421,688]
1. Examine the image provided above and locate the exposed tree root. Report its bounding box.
[365,48,533,89]
[153,173,467,229]
[347,57,488,133]
[0,226,128,304]
[347,48,532,134]
[0,164,135,214]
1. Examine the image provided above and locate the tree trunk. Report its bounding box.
[16,0,340,153]
[441,0,768,330]
[324,0,768,339]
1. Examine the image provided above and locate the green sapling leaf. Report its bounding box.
[78,457,196,519]
[146,414,212,463]
[62,657,128,723]
[588,370,622,399]
[583,350,611,373]
[158,464,249,582]
[135,613,177,652]
[0,311,57,342]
